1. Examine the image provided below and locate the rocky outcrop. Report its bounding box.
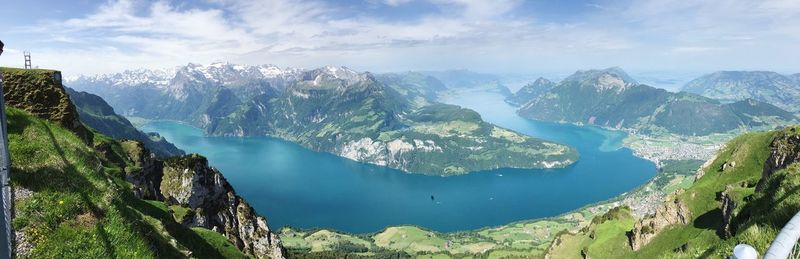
[1,68,93,142]
[718,185,736,238]
[153,154,284,259]
[628,195,691,250]
[756,126,800,191]
[719,160,736,172]
[120,141,165,200]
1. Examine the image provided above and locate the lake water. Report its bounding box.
[139,90,655,233]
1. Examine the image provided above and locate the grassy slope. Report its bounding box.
[547,129,780,258]
[546,207,635,258]
[8,107,243,258]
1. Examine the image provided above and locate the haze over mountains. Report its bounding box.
[683,71,800,112]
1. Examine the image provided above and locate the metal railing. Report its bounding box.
[0,78,13,259]
[764,211,800,259]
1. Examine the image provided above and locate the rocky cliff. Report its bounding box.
[718,185,737,239]
[125,152,285,259]
[120,140,166,200]
[757,126,800,191]
[627,194,691,250]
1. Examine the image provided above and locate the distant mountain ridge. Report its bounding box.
[419,69,512,96]
[505,77,556,106]
[682,71,800,112]
[65,87,185,157]
[515,68,797,136]
[69,63,577,175]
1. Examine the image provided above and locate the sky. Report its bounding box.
[0,0,799,77]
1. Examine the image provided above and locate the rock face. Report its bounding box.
[628,196,691,250]
[756,126,800,191]
[120,141,166,200]
[718,185,736,238]
[126,154,285,259]
[0,68,92,142]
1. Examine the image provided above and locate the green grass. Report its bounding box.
[9,107,156,258]
[169,205,192,223]
[545,129,783,259]
[7,107,244,258]
[546,207,635,259]
[624,131,774,258]
[193,228,248,258]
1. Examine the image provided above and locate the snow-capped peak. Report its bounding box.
[66,63,371,92]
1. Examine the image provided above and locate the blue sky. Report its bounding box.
[1,0,799,76]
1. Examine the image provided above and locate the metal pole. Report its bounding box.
[0,58,13,258]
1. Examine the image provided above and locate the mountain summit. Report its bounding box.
[561,67,638,93]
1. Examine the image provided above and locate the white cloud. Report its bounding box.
[2,0,799,76]
[382,0,414,6]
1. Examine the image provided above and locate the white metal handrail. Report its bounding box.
[764,211,800,259]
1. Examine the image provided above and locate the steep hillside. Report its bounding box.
[546,126,800,258]
[518,68,797,136]
[70,64,578,176]
[65,87,184,157]
[505,77,556,106]
[4,68,284,258]
[683,71,800,112]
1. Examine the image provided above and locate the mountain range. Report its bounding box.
[511,68,797,136]
[682,71,800,112]
[68,63,577,175]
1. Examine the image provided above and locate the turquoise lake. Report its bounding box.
[139,90,656,233]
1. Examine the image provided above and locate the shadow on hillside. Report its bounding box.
[5,110,32,136]
[734,170,800,235]
[43,119,228,258]
[123,191,229,259]
[693,208,722,232]
[42,121,116,257]
[113,192,188,258]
